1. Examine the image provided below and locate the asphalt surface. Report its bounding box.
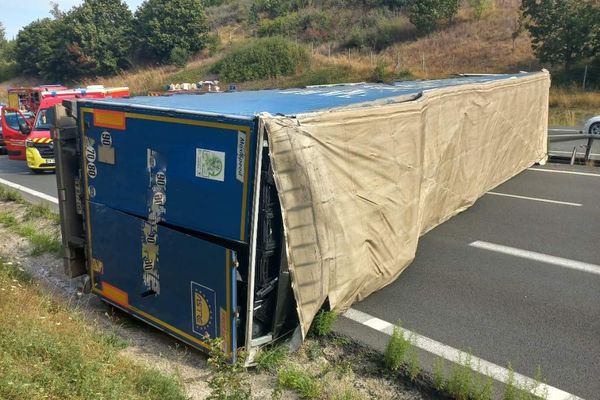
[0,155,58,206]
[339,162,600,399]
[1,138,599,398]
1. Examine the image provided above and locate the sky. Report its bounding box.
[1,0,145,39]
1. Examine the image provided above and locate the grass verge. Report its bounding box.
[0,259,187,400]
[0,187,61,256]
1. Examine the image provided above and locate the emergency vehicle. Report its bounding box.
[1,86,129,173]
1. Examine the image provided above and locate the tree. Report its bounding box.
[48,0,134,79]
[135,0,209,63]
[14,18,57,76]
[402,0,460,33]
[521,0,599,72]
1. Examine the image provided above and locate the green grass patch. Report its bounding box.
[277,366,322,399]
[0,259,187,400]
[310,310,338,337]
[0,186,23,202]
[383,324,411,372]
[0,211,61,256]
[255,345,288,373]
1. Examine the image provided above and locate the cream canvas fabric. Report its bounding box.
[262,71,550,336]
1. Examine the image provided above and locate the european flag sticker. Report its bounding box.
[191,282,217,339]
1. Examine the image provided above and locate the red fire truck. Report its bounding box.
[1,86,129,173]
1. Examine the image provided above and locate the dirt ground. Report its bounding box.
[0,199,434,400]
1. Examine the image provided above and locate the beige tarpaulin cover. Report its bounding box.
[262,71,550,336]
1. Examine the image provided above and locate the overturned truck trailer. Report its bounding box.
[52,71,550,360]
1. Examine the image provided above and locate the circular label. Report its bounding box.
[194,292,211,327]
[156,172,166,186]
[153,191,165,205]
[88,185,96,198]
[85,145,96,163]
[87,162,97,179]
[101,131,112,146]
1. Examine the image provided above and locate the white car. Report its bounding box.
[582,116,600,136]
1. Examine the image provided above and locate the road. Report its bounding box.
[1,141,599,398]
[337,163,600,399]
[0,155,58,206]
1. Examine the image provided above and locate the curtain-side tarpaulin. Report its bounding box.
[262,71,550,337]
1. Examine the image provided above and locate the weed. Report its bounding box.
[407,349,420,381]
[24,202,60,224]
[305,340,323,361]
[0,187,22,202]
[206,336,252,400]
[433,357,445,391]
[447,353,475,400]
[384,324,410,372]
[255,345,288,373]
[310,310,338,337]
[504,364,518,400]
[277,366,322,399]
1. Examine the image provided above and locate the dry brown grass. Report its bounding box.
[549,86,600,126]
[383,0,536,78]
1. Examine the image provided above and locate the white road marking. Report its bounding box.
[0,177,58,204]
[528,168,600,177]
[344,308,582,400]
[487,191,582,207]
[470,241,600,276]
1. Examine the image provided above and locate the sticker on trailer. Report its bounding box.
[101,131,112,146]
[155,171,166,186]
[236,131,246,183]
[191,282,217,338]
[85,145,96,163]
[87,162,97,178]
[196,149,225,181]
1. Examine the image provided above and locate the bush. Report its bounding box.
[0,62,17,82]
[169,46,190,68]
[384,325,410,372]
[257,13,301,37]
[135,0,209,63]
[310,310,338,337]
[212,37,308,82]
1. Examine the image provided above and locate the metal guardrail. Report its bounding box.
[548,133,597,165]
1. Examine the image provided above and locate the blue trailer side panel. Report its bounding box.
[80,105,257,243]
[88,202,237,353]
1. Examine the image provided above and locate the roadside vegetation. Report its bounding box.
[382,323,550,400]
[0,258,187,399]
[0,187,61,256]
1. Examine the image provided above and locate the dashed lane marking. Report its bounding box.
[470,241,600,276]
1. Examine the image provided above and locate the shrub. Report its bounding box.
[169,46,190,68]
[0,62,17,82]
[212,37,308,82]
[383,325,410,372]
[257,13,301,37]
[310,310,338,337]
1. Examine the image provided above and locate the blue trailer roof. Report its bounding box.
[88,73,532,119]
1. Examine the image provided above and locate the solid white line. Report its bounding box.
[343,308,584,400]
[487,191,582,207]
[470,241,600,276]
[528,168,600,177]
[0,177,58,204]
